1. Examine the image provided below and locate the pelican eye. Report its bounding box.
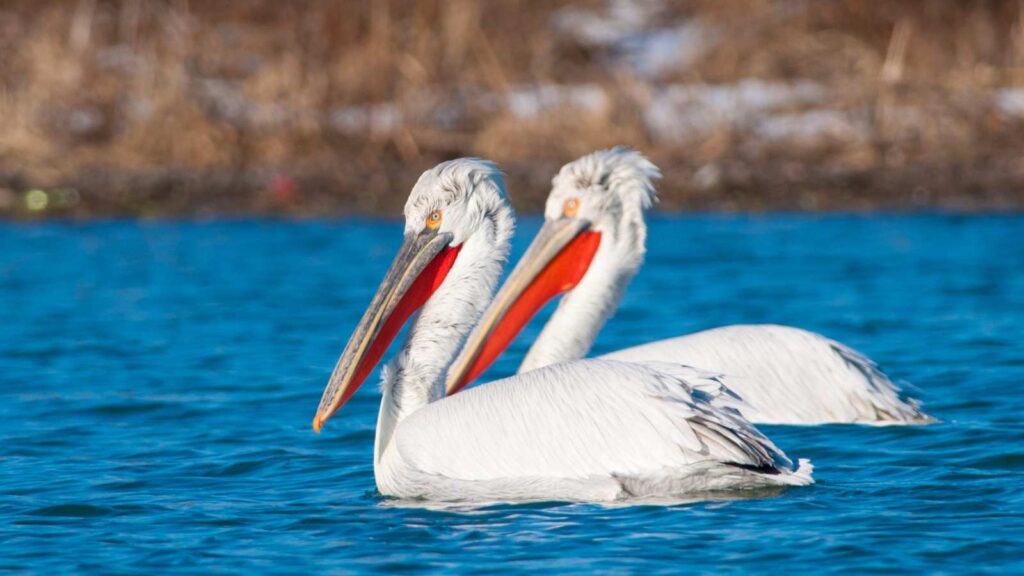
[426,209,443,229]
[563,198,580,217]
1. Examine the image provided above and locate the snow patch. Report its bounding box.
[330,104,402,133]
[552,0,658,46]
[553,0,715,78]
[756,110,866,144]
[619,23,713,78]
[503,84,608,118]
[994,88,1024,118]
[643,81,828,142]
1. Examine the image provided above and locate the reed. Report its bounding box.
[1,0,1022,216]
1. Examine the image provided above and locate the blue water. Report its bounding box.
[2,215,1023,573]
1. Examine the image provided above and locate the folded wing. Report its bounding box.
[391,359,806,498]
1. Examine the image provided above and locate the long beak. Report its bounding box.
[445,218,600,395]
[313,230,458,432]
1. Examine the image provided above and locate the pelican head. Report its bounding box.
[447,147,660,393]
[314,158,513,431]
[543,146,660,240]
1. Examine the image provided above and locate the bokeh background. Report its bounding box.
[3,4,1024,572]
[2,0,1024,217]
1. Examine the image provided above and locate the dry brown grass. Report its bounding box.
[1,0,1023,216]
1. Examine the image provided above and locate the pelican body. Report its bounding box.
[446,148,932,425]
[313,159,812,502]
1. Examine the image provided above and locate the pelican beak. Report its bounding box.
[445,218,600,395]
[313,230,459,432]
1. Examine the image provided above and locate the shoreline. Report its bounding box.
[3,161,1022,220]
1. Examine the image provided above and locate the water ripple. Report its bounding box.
[1,216,1022,573]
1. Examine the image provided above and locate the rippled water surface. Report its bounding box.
[3,215,1023,573]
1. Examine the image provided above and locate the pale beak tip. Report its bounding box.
[312,415,324,433]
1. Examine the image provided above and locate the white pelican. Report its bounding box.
[446,148,933,425]
[313,158,812,502]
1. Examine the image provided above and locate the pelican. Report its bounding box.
[446,148,933,425]
[313,158,812,502]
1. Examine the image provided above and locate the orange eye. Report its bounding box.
[563,198,580,217]
[426,209,443,229]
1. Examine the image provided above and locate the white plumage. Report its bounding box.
[603,325,930,425]
[447,147,933,425]
[381,360,811,502]
[314,158,813,503]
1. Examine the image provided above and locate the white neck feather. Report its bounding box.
[519,205,647,373]
[374,208,514,462]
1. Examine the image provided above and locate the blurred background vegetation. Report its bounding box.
[1,0,1023,217]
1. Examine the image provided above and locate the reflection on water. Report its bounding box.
[380,485,788,512]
